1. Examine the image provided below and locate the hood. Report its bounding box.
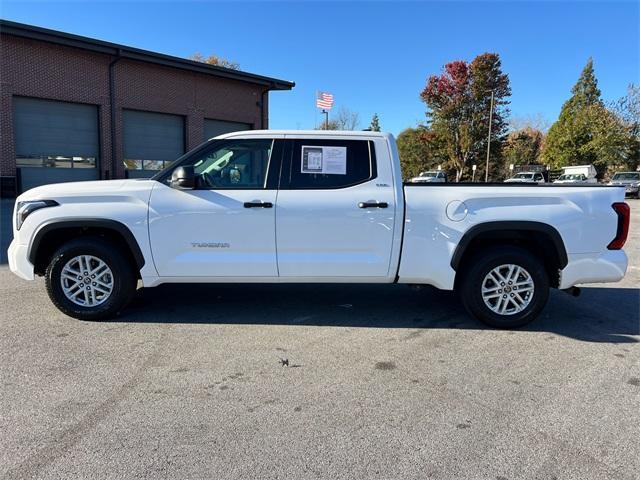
[609,179,639,186]
[412,177,438,182]
[17,179,157,202]
[504,178,534,183]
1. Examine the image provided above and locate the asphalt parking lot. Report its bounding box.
[1,201,638,480]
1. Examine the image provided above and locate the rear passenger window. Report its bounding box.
[287,140,376,189]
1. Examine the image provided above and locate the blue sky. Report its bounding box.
[2,1,638,135]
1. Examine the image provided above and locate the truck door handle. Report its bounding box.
[358,201,388,209]
[244,201,273,208]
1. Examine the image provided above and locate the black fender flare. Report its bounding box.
[450,221,568,271]
[28,219,145,270]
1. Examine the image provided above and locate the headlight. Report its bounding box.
[15,200,59,230]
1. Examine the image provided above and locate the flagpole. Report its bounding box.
[485,89,494,182]
[316,91,332,129]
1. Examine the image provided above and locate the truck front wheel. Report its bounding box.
[459,246,549,328]
[45,237,137,321]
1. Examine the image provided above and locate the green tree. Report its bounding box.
[421,53,511,181]
[570,57,601,106]
[502,127,544,167]
[189,52,240,70]
[396,126,439,179]
[369,113,381,132]
[610,84,640,170]
[542,58,628,174]
[584,104,633,173]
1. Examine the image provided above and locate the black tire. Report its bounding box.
[458,246,549,328]
[45,237,137,321]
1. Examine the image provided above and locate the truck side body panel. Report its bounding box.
[399,184,627,289]
[8,179,157,281]
[8,131,629,293]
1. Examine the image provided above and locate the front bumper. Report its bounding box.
[559,250,628,289]
[8,240,35,281]
[624,185,639,195]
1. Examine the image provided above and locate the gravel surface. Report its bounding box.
[1,200,638,480]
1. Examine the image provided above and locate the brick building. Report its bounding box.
[0,20,294,195]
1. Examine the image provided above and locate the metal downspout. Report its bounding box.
[108,49,122,179]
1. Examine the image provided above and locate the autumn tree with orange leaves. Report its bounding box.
[421,53,511,181]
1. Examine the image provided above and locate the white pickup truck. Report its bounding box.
[9,131,630,328]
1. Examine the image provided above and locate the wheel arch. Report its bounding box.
[451,221,568,288]
[29,219,145,276]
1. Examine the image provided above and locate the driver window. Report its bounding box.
[191,139,273,189]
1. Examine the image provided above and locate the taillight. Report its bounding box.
[607,202,630,250]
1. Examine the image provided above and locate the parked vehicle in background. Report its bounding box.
[410,170,447,183]
[8,130,630,329]
[609,172,640,198]
[554,165,597,184]
[504,172,546,183]
[554,174,589,184]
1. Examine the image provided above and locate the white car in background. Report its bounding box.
[410,171,447,183]
[554,173,590,184]
[504,172,546,183]
[555,165,598,184]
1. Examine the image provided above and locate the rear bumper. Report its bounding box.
[559,250,628,289]
[8,240,34,281]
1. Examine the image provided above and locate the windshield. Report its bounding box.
[612,172,640,181]
[513,173,534,179]
[558,174,583,180]
[420,172,437,177]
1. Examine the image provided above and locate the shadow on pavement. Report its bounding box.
[117,283,639,343]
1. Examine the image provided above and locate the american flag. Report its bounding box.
[316,91,334,109]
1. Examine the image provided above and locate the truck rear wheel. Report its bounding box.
[45,237,137,321]
[459,246,549,328]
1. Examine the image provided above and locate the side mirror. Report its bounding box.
[170,166,196,190]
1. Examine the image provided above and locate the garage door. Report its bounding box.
[123,110,184,178]
[13,97,100,192]
[204,119,252,141]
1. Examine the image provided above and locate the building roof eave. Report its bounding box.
[0,19,295,91]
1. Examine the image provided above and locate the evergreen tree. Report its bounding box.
[369,113,381,132]
[570,58,601,107]
[542,58,627,172]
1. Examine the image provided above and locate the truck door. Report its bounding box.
[148,137,282,277]
[275,138,396,278]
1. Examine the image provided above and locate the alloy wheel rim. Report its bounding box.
[60,255,114,307]
[481,264,534,316]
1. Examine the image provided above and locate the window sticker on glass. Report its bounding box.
[301,146,347,175]
[302,147,323,172]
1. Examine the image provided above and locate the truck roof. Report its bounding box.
[214,129,394,140]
